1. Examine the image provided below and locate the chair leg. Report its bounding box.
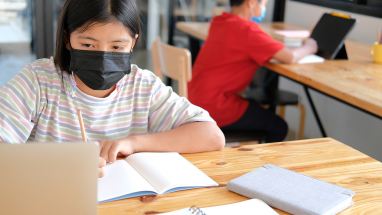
[298,103,306,139]
[278,105,286,119]
[278,104,305,139]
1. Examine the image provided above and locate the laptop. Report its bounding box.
[0,143,98,215]
[310,13,356,59]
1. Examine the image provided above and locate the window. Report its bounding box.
[291,0,382,18]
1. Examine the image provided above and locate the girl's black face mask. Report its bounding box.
[69,49,132,90]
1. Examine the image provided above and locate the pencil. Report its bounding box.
[77,109,87,142]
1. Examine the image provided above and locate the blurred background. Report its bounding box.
[0,0,381,160]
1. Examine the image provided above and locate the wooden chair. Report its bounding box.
[151,37,192,98]
[211,6,227,17]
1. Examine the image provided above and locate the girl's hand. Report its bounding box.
[99,138,135,163]
[98,157,106,178]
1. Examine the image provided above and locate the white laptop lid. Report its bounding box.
[0,143,98,215]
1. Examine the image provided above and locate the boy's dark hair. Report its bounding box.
[230,0,246,6]
[230,0,261,7]
[54,0,142,73]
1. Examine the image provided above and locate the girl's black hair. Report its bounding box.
[54,0,141,73]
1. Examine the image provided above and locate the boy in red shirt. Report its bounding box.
[188,0,317,142]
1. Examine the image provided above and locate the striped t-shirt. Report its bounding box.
[0,58,213,143]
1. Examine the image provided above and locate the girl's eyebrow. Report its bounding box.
[110,39,130,43]
[78,36,98,41]
[77,36,129,43]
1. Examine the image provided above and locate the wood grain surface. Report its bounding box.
[98,138,382,214]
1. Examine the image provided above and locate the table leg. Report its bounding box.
[303,86,327,137]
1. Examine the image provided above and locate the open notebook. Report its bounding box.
[160,199,279,215]
[98,152,218,202]
[298,55,325,64]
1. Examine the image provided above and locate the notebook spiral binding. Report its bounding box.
[188,206,206,215]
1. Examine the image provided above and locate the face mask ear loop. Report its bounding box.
[69,71,79,99]
[116,50,129,91]
[116,47,133,92]
[70,71,81,111]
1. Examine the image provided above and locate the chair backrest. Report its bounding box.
[151,38,192,98]
[212,6,227,17]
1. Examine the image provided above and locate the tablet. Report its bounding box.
[311,13,356,59]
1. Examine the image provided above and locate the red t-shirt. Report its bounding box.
[188,13,284,127]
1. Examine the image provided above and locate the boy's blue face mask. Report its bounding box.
[251,6,267,23]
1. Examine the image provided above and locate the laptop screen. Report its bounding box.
[310,13,356,59]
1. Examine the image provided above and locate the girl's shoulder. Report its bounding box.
[18,58,66,91]
[23,58,62,80]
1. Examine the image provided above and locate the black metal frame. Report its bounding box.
[304,86,327,137]
[291,0,382,18]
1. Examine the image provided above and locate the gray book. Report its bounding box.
[227,164,354,215]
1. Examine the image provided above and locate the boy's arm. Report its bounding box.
[273,38,318,64]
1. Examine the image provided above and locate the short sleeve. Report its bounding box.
[148,76,214,132]
[0,66,41,143]
[247,24,284,66]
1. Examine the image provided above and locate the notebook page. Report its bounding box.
[274,30,310,39]
[269,54,324,64]
[298,55,325,64]
[160,199,279,215]
[98,160,155,202]
[126,152,218,194]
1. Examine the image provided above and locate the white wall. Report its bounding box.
[281,0,382,161]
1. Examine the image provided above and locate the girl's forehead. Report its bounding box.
[74,21,132,38]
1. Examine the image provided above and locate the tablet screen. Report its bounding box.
[311,13,356,59]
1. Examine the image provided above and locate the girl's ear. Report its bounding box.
[131,34,139,52]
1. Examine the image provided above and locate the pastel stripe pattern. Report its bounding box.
[0,58,214,143]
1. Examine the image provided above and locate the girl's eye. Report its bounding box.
[81,44,93,48]
[112,46,124,50]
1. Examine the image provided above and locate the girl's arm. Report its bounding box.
[100,121,225,163]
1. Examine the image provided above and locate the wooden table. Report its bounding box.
[98,138,382,214]
[176,21,382,136]
[176,21,372,59]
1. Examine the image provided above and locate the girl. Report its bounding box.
[0,0,225,177]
